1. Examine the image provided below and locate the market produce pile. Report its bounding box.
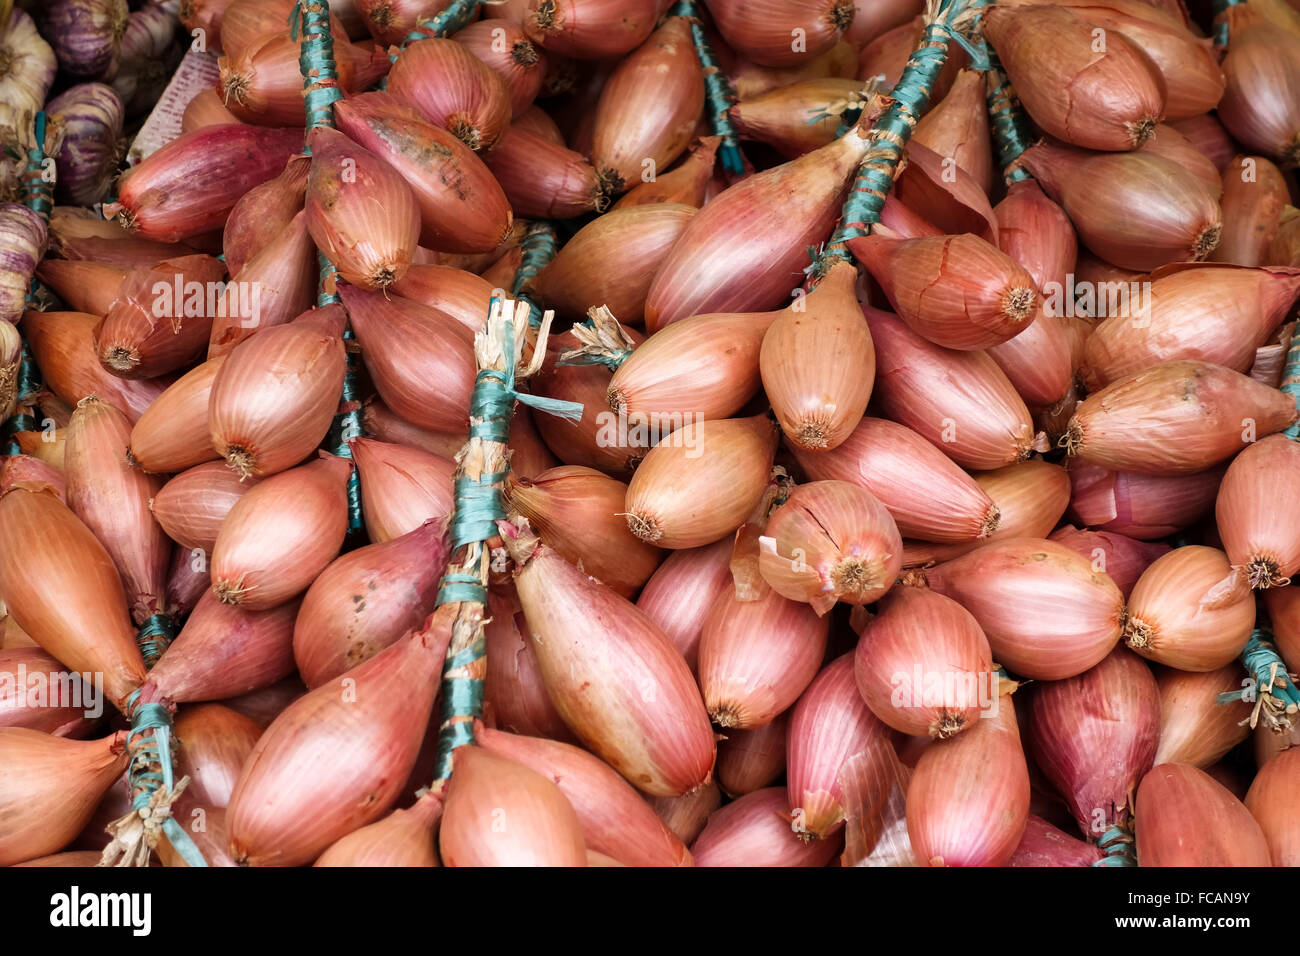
[2,0,1300,868]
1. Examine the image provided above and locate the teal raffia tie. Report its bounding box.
[984,49,1032,184]
[22,111,52,222]
[135,614,175,670]
[819,0,983,272]
[670,1,745,175]
[406,0,483,44]
[1282,323,1300,440]
[118,694,208,866]
[1093,824,1137,867]
[432,635,486,780]
[1210,0,1247,46]
[292,0,344,131]
[511,221,559,330]
[1216,628,1300,732]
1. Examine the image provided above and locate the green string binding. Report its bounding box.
[406,0,483,44]
[4,111,51,456]
[1283,314,1300,441]
[120,693,208,867]
[432,636,486,780]
[669,1,745,175]
[1210,0,1247,46]
[1216,628,1300,732]
[294,0,365,544]
[511,221,559,329]
[818,0,985,271]
[984,48,1032,184]
[1093,825,1137,867]
[135,614,174,669]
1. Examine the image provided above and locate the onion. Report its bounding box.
[455,20,547,117]
[911,69,994,194]
[923,537,1125,681]
[589,16,703,197]
[95,254,229,378]
[129,356,224,474]
[788,653,893,840]
[792,417,998,543]
[646,780,722,846]
[440,744,588,866]
[705,0,853,67]
[150,460,259,554]
[334,92,513,255]
[0,729,127,866]
[716,712,788,797]
[65,397,170,629]
[905,681,1029,866]
[0,454,65,502]
[210,454,352,610]
[172,703,262,807]
[503,520,716,796]
[1212,155,1291,267]
[166,546,209,619]
[108,125,304,242]
[692,788,843,867]
[1065,360,1297,474]
[1153,664,1252,768]
[731,78,862,158]
[1009,815,1103,867]
[636,537,734,672]
[507,465,660,598]
[388,38,512,153]
[1135,763,1271,866]
[338,286,475,434]
[389,264,495,334]
[757,480,901,614]
[315,791,442,867]
[1027,647,1158,841]
[761,260,875,450]
[644,123,873,331]
[218,0,347,61]
[141,591,298,705]
[353,0,451,45]
[0,646,98,736]
[1216,6,1300,169]
[1017,142,1222,272]
[855,588,994,739]
[226,608,451,866]
[614,136,720,210]
[1263,586,1300,673]
[524,0,659,59]
[181,88,241,133]
[983,4,1163,150]
[698,585,829,730]
[1123,546,1255,671]
[305,126,419,291]
[1066,458,1223,540]
[1047,526,1170,599]
[222,155,309,278]
[351,437,455,544]
[33,259,124,318]
[995,179,1078,297]
[528,203,696,324]
[623,415,778,549]
[1216,434,1300,589]
[209,308,346,480]
[865,308,1044,470]
[1081,265,1300,389]
[293,520,447,688]
[1245,747,1300,866]
[45,83,124,206]
[0,489,146,711]
[476,725,691,866]
[482,585,576,743]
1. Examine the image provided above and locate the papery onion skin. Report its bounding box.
[1027,647,1159,839]
[1122,546,1256,671]
[854,588,994,740]
[691,787,843,867]
[1152,664,1252,768]
[222,155,309,278]
[614,136,719,210]
[141,591,298,705]
[923,537,1125,681]
[1135,763,1272,866]
[456,19,547,117]
[171,703,262,807]
[1065,360,1297,474]
[905,685,1030,867]
[1245,747,1300,866]
[1263,586,1300,673]
[788,653,892,841]
[1212,155,1290,267]
[482,586,577,743]
[1066,459,1223,540]
[792,417,999,543]
[1047,526,1170,599]
[757,480,902,615]
[698,585,829,731]
[646,780,722,846]
[151,460,259,554]
[0,729,128,867]
[623,415,778,550]
[226,609,452,866]
[523,0,660,59]
[705,0,853,68]
[293,520,447,688]
[387,37,513,152]
[716,711,789,797]
[1009,815,1103,867]
[389,264,495,334]
[504,524,716,797]
[476,724,692,866]
[351,437,455,544]
[439,745,588,867]
[1215,434,1300,589]
[1216,6,1300,169]
[636,537,734,673]
[864,308,1042,470]
[483,124,604,219]
[209,454,352,610]
[128,356,224,474]
[0,647,99,736]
